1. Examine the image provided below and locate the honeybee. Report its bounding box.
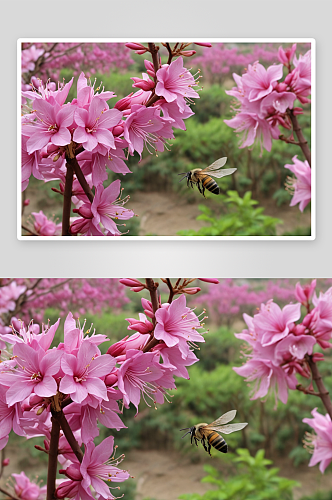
[180,410,248,456]
[178,157,236,197]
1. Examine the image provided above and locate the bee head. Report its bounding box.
[178,171,191,183]
[180,426,195,439]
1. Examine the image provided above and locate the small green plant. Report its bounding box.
[178,191,282,236]
[179,448,299,500]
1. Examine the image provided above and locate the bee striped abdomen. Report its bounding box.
[201,175,220,195]
[208,432,228,453]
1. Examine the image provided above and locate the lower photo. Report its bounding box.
[0,278,331,500]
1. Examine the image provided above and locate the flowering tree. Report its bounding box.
[0,278,218,500]
[233,280,332,473]
[225,43,311,213]
[21,43,134,86]
[0,279,130,330]
[21,42,211,236]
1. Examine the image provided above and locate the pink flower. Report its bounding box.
[253,300,301,346]
[154,295,204,352]
[241,62,283,102]
[155,57,199,112]
[60,341,115,403]
[285,156,311,212]
[26,99,75,154]
[91,181,134,235]
[32,211,62,236]
[117,349,164,411]
[123,104,164,157]
[295,280,316,305]
[2,344,62,406]
[107,332,150,357]
[303,408,332,473]
[72,181,134,236]
[73,96,121,152]
[224,110,277,152]
[233,358,294,404]
[12,472,47,500]
[278,44,297,66]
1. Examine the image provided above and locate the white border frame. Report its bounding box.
[18,38,316,241]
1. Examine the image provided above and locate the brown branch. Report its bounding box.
[166,278,175,303]
[0,487,21,500]
[46,415,61,500]
[70,156,94,204]
[62,161,74,236]
[166,43,173,65]
[288,110,311,166]
[21,224,38,236]
[57,412,83,463]
[307,355,332,419]
[143,279,160,352]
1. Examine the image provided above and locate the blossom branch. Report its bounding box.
[62,162,74,236]
[21,224,38,236]
[143,278,160,352]
[0,487,21,500]
[288,110,311,166]
[46,414,61,500]
[307,355,332,419]
[70,156,94,204]
[166,278,175,303]
[57,411,83,463]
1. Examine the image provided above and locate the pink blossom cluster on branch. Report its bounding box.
[0,278,215,500]
[225,44,311,153]
[224,43,311,212]
[21,43,134,85]
[21,43,205,236]
[233,279,332,473]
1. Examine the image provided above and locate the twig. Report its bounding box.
[0,487,21,500]
[46,415,61,500]
[307,355,332,419]
[166,278,175,303]
[143,279,160,352]
[57,411,83,463]
[21,224,38,236]
[70,156,94,204]
[166,43,173,65]
[288,110,311,166]
[62,161,74,236]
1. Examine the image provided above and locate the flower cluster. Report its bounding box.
[233,280,332,473]
[0,278,208,498]
[233,280,331,404]
[21,43,204,236]
[224,44,311,153]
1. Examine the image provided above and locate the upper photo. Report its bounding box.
[19,39,314,239]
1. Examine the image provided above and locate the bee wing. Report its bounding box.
[208,410,237,427]
[205,168,237,179]
[206,157,228,170]
[207,422,248,435]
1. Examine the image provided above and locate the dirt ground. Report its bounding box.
[22,187,311,237]
[128,191,311,236]
[2,447,331,500]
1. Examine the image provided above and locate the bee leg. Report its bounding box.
[202,438,208,453]
[207,441,212,457]
[194,437,199,448]
[202,185,206,198]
